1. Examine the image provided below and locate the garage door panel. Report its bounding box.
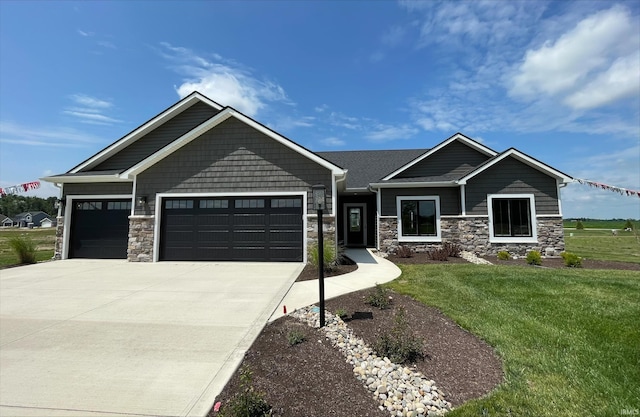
[69,199,130,259]
[160,196,302,262]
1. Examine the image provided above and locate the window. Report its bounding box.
[76,202,102,210]
[396,196,441,241]
[107,201,132,210]
[165,200,194,209]
[488,194,537,242]
[235,199,265,209]
[199,199,228,209]
[270,198,302,208]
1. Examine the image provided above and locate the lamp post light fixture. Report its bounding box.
[312,184,326,327]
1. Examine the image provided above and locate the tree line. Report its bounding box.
[0,195,57,217]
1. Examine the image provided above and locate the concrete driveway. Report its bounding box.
[0,260,303,417]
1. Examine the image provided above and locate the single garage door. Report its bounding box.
[69,199,131,259]
[160,196,303,262]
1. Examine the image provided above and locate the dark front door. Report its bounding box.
[69,199,131,259]
[345,205,365,247]
[160,196,303,262]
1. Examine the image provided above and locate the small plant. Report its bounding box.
[287,329,306,346]
[576,220,584,230]
[427,248,449,261]
[374,307,424,364]
[365,283,392,310]
[526,250,542,266]
[442,242,462,258]
[395,245,414,258]
[561,252,583,268]
[497,250,511,261]
[624,219,634,230]
[217,366,271,417]
[335,308,348,319]
[8,235,37,264]
[308,240,338,272]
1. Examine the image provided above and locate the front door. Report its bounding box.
[344,204,366,247]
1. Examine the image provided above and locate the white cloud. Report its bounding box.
[77,29,93,37]
[63,94,121,125]
[321,137,346,147]
[160,43,290,117]
[0,121,103,147]
[508,5,639,110]
[97,41,117,49]
[328,112,361,130]
[366,123,418,142]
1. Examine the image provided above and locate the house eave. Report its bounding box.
[370,181,457,189]
[41,174,132,184]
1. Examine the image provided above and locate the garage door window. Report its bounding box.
[235,199,265,208]
[199,199,229,209]
[77,202,102,210]
[107,201,132,210]
[271,198,302,208]
[165,200,194,209]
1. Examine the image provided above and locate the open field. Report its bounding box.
[563,219,639,229]
[0,228,56,267]
[564,228,640,264]
[389,264,640,417]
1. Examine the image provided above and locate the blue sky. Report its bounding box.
[1,0,638,219]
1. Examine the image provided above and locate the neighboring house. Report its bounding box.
[0,214,14,227]
[12,211,53,228]
[42,92,572,262]
[40,217,57,228]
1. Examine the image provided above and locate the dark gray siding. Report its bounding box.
[62,182,133,197]
[92,102,220,171]
[395,140,490,179]
[136,117,333,215]
[466,157,559,215]
[380,187,460,216]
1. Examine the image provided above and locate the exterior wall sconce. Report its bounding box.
[54,199,63,209]
[137,196,147,206]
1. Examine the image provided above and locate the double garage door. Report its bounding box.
[160,196,303,262]
[69,196,303,262]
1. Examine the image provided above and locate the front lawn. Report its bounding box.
[389,264,640,417]
[564,228,640,264]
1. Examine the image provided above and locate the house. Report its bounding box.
[40,217,57,228]
[12,211,53,228]
[42,92,572,262]
[0,214,14,227]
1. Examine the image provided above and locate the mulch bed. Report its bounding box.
[211,253,638,416]
[296,257,358,282]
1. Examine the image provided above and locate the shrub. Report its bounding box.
[561,252,583,268]
[374,307,424,364]
[365,283,392,310]
[526,250,542,266]
[8,235,37,264]
[335,308,348,319]
[395,245,414,258]
[442,242,462,258]
[497,250,511,261]
[576,220,584,230]
[287,329,306,346]
[217,366,271,417]
[308,240,338,272]
[427,248,449,261]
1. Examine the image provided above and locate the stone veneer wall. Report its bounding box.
[128,216,155,262]
[53,216,64,260]
[379,216,565,257]
[307,215,337,249]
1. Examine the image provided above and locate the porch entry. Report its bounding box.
[344,203,366,247]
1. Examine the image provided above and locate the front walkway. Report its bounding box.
[269,248,401,322]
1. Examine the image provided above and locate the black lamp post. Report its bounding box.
[312,184,326,327]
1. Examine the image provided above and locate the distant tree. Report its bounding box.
[624,219,634,230]
[0,195,56,217]
[576,220,584,230]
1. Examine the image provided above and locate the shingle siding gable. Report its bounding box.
[62,182,133,197]
[395,140,490,179]
[466,157,559,215]
[136,117,333,214]
[92,101,221,171]
[380,187,460,216]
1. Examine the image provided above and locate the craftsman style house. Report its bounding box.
[43,92,572,262]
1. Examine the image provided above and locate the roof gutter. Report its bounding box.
[40,174,132,184]
[369,181,457,189]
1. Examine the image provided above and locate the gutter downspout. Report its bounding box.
[368,184,381,251]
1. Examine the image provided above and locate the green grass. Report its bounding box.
[564,228,640,264]
[0,228,56,267]
[388,264,640,417]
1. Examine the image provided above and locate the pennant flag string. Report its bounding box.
[0,181,40,197]
[574,178,640,198]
